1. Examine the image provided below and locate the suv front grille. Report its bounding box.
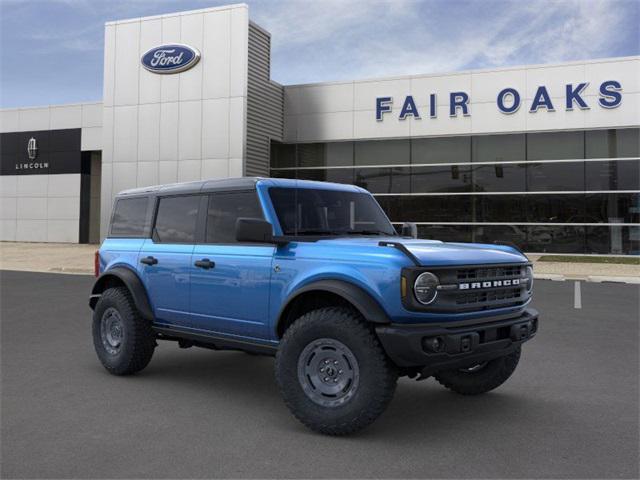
[456,287,522,306]
[457,265,523,281]
[402,263,532,313]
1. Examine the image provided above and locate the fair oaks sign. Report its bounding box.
[375,80,623,121]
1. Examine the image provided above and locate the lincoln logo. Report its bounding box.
[16,136,48,171]
[27,137,38,160]
[141,44,200,74]
[459,279,521,290]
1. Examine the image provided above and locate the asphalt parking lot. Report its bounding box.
[1,270,638,479]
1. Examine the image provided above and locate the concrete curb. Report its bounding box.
[534,273,640,284]
[48,267,94,275]
[587,275,640,284]
[534,274,566,281]
[0,267,94,276]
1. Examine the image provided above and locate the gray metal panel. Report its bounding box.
[246,23,284,177]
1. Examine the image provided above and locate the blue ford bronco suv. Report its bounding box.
[90,177,538,435]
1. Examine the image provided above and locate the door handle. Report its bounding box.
[194,258,215,269]
[140,256,158,266]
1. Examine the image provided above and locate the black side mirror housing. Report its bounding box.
[401,222,418,239]
[236,218,284,244]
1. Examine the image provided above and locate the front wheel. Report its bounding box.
[434,348,521,395]
[275,307,398,435]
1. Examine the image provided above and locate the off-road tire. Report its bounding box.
[92,287,155,375]
[275,307,398,435]
[434,348,521,395]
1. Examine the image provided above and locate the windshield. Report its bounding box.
[269,187,397,237]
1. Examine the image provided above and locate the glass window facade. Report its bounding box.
[355,140,409,165]
[270,128,640,254]
[527,131,584,160]
[585,128,640,158]
[472,164,526,192]
[473,134,525,163]
[585,160,639,190]
[413,136,471,164]
[526,162,585,191]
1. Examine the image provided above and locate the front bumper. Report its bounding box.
[376,308,538,374]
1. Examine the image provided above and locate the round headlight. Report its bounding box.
[414,272,439,305]
[525,266,534,293]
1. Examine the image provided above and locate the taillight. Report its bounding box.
[94,250,100,277]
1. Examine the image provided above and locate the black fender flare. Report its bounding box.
[276,279,390,335]
[89,266,154,321]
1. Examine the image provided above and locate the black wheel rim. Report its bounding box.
[100,307,124,355]
[297,338,360,407]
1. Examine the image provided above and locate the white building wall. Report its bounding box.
[283,57,640,143]
[0,102,103,141]
[0,102,102,243]
[0,174,81,243]
[100,4,250,238]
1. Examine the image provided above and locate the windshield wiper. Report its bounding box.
[345,230,395,236]
[292,229,396,237]
[294,229,345,236]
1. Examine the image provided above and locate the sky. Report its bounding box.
[0,0,638,108]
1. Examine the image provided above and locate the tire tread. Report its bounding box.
[434,348,521,395]
[275,307,397,435]
[92,287,155,376]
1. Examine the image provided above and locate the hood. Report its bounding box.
[399,239,527,266]
[314,236,528,266]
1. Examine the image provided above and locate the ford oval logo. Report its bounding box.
[141,44,201,74]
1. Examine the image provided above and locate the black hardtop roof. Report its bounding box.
[116,177,264,197]
[115,177,367,198]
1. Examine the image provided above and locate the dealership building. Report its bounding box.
[1,3,638,254]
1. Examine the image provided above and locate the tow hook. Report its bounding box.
[510,322,533,341]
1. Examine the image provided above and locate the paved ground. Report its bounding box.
[1,270,638,479]
[0,242,98,274]
[2,242,639,281]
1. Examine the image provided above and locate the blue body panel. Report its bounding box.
[98,178,530,344]
[190,244,274,338]
[139,239,194,326]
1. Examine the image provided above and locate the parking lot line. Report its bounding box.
[574,281,582,309]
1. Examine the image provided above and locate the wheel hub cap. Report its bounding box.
[101,307,124,355]
[297,338,359,407]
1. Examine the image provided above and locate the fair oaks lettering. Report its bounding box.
[376,80,623,121]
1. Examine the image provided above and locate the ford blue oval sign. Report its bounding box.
[141,44,201,74]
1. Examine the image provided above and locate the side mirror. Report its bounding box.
[236,217,279,244]
[401,222,418,239]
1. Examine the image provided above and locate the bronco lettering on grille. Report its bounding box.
[459,279,520,290]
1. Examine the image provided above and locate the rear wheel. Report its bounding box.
[92,287,155,375]
[275,307,397,435]
[434,348,521,395]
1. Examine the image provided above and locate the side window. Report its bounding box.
[110,197,149,237]
[206,191,263,243]
[153,195,201,244]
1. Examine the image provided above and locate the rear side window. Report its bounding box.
[154,195,201,243]
[206,191,263,243]
[110,197,149,237]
